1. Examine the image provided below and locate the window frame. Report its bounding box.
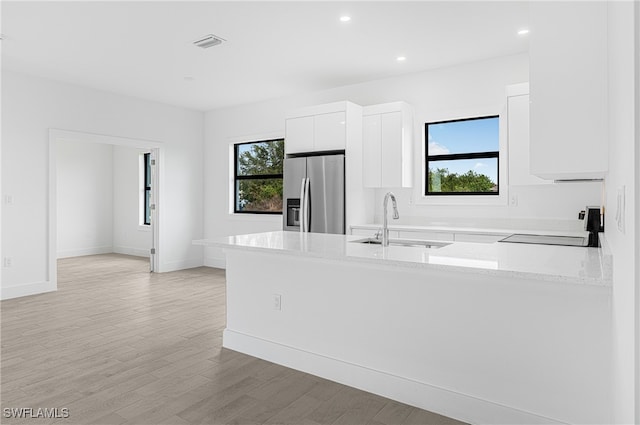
[233,138,284,215]
[143,152,152,225]
[425,115,500,196]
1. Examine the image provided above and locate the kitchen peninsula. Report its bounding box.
[194,231,612,425]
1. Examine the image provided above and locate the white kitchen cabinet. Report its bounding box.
[285,116,314,154]
[351,227,398,239]
[529,1,608,180]
[314,112,346,151]
[363,114,382,187]
[285,101,371,228]
[285,105,347,154]
[506,84,550,186]
[454,233,506,243]
[396,230,454,242]
[363,102,413,188]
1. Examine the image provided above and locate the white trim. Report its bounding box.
[49,129,163,294]
[635,3,640,423]
[223,329,566,425]
[159,257,203,273]
[1,280,56,300]
[57,246,113,259]
[113,246,150,258]
[226,213,282,222]
[506,82,529,97]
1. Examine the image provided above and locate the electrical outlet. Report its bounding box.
[272,294,282,311]
[3,257,13,268]
[4,195,14,205]
[509,194,518,207]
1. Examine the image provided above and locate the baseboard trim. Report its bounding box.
[223,329,564,425]
[159,257,204,273]
[57,246,113,258]
[113,246,150,258]
[204,256,226,269]
[1,280,56,300]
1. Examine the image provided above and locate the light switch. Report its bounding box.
[616,186,625,234]
[272,294,282,311]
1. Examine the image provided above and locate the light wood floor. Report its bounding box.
[1,254,466,425]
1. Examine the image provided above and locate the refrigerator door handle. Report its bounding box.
[299,177,306,232]
[304,177,311,232]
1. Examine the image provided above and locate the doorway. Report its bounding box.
[48,129,162,287]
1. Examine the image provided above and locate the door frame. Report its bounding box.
[48,129,164,287]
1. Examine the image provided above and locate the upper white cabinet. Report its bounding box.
[285,104,347,154]
[506,83,550,186]
[285,116,314,153]
[285,101,372,227]
[529,1,608,180]
[314,112,346,151]
[362,102,413,188]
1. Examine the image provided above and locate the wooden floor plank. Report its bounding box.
[1,254,466,425]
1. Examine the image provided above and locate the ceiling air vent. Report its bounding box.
[193,34,225,49]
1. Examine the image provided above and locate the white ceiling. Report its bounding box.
[1,1,530,112]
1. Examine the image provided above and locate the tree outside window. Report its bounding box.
[234,139,284,213]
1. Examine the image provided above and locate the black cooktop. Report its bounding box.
[499,234,588,247]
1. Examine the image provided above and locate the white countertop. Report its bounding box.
[194,231,611,286]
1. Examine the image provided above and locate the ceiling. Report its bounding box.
[1,1,530,112]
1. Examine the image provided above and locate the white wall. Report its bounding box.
[56,140,114,258]
[1,71,204,299]
[604,1,639,423]
[113,146,152,258]
[203,53,602,265]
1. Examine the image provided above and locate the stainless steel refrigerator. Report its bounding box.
[283,153,345,234]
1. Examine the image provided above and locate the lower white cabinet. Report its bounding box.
[351,226,505,244]
[351,228,398,239]
[363,102,413,188]
[453,233,506,243]
[396,230,454,242]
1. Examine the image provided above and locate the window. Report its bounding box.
[234,139,284,214]
[425,115,499,195]
[143,152,151,225]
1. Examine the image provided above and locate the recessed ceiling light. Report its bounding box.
[517,29,529,36]
[193,34,225,49]
[396,56,406,62]
[340,16,351,22]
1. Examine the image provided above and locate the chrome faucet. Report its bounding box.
[382,192,399,246]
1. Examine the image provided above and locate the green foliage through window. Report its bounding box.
[428,168,497,193]
[234,139,284,213]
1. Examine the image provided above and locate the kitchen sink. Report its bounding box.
[350,238,450,249]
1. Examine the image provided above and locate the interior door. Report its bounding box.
[307,154,345,234]
[149,149,158,272]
